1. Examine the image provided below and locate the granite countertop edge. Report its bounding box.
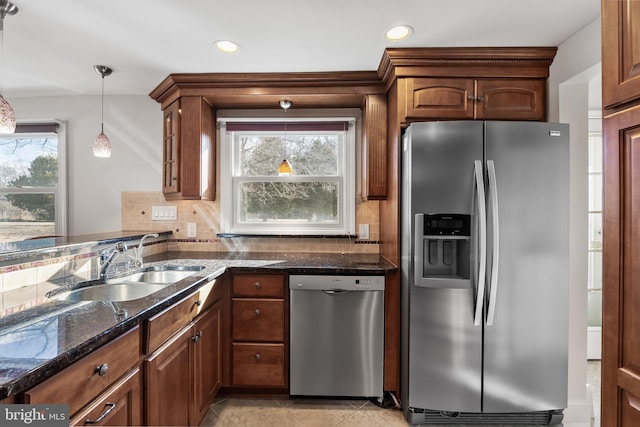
[0,252,396,400]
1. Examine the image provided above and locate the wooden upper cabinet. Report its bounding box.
[162,96,216,201]
[405,78,474,119]
[602,0,640,109]
[362,94,388,200]
[404,77,545,121]
[476,79,545,120]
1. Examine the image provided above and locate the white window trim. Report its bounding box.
[218,116,356,236]
[0,120,67,237]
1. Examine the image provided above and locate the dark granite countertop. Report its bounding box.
[0,252,395,400]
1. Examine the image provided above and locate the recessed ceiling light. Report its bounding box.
[215,40,239,53]
[385,25,413,41]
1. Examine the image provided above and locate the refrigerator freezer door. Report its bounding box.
[483,121,569,412]
[402,121,484,413]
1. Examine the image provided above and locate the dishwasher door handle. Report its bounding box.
[323,289,348,295]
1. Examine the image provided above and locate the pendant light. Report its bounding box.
[278,99,292,176]
[93,65,113,157]
[0,0,17,134]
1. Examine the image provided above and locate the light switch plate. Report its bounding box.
[151,206,177,221]
[358,224,370,240]
[187,222,197,238]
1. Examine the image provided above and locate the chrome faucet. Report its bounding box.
[136,233,159,265]
[99,241,128,280]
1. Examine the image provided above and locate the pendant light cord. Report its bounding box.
[0,15,5,97]
[100,74,105,133]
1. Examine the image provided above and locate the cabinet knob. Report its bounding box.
[255,308,261,316]
[171,176,177,182]
[255,353,262,360]
[95,363,109,377]
[477,95,485,102]
[195,299,202,307]
[192,332,203,343]
[254,281,261,289]
[467,95,475,101]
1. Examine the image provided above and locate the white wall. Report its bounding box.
[548,16,601,424]
[11,95,162,235]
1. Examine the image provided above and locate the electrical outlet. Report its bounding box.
[358,224,370,240]
[187,222,197,238]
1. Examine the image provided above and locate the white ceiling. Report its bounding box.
[3,0,600,98]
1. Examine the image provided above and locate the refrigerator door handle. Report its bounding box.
[473,160,486,326]
[486,160,500,326]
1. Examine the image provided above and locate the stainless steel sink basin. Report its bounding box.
[49,265,205,302]
[51,283,170,302]
[105,265,204,284]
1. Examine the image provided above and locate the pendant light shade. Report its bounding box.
[0,1,18,134]
[93,132,111,158]
[93,65,112,158]
[0,94,15,133]
[278,159,292,176]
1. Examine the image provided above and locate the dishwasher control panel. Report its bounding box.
[289,275,385,291]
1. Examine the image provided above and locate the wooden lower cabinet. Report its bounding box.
[145,324,193,426]
[144,291,222,426]
[70,368,142,427]
[229,273,288,390]
[191,301,222,423]
[24,327,141,421]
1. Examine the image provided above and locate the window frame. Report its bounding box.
[0,120,67,238]
[219,116,356,236]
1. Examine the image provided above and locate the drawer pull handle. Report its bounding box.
[85,402,116,424]
[95,363,109,377]
[255,308,261,316]
[255,353,261,360]
[255,281,262,289]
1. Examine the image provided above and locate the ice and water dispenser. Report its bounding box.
[414,213,472,288]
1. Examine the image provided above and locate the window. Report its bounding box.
[0,122,66,243]
[219,118,355,235]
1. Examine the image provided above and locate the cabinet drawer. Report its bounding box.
[232,299,284,342]
[70,368,142,427]
[231,343,285,387]
[146,291,200,352]
[24,326,141,416]
[233,274,285,298]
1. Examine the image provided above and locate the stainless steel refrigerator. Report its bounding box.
[400,121,569,425]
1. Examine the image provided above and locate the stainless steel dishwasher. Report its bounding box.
[289,274,385,398]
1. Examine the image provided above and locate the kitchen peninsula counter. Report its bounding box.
[0,250,395,400]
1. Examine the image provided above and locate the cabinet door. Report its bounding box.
[163,100,180,195]
[476,79,545,120]
[602,0,640,108]
[602,106,640,426]
[144,324,192,427]
[70,368,142,427]
[191,302,222,424]
[405,78,474,119]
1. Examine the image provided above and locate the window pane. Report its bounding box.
[0,193,56,242]
[587,251,602,289]
[588,212,602,249]
[0,137,58,187]
[238,181,338,224]
[238,134,338,177]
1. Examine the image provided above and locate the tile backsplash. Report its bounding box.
[121,191,380,254]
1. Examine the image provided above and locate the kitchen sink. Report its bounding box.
[50,283,170,302]
[105,265,205,284]
[48,265,205,302]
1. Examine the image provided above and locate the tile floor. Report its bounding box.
[200,361,602,427]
